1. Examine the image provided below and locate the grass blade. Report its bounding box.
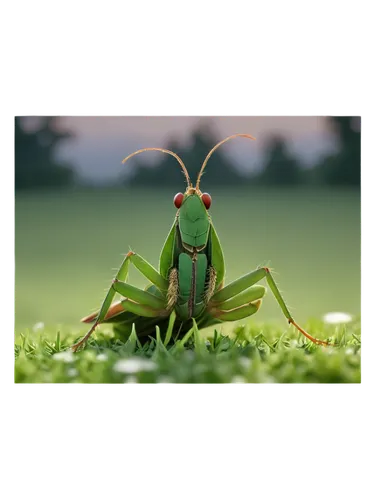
[164,311,176,346]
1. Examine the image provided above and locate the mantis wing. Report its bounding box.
[209,223,225,289]
[159,218,225,289]
[159,220,177,280]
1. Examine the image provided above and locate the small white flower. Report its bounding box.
[53,350,75,363]
[113,358,156,374]
[239,357,252,370]
[157,377,173,383]
[323,312,353,324]
[345,348,354,355]
[184,351,195,361]
[231,376,247,383]
[124,376,138,383]
[264,376,276,383]
[67,368,78,377]
[32,322,45,332]
[97,353,108,362]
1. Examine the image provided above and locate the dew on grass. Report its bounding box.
[113,358,156,374]
[323,312,353,324]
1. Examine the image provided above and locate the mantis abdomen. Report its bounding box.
[175,253,208,321]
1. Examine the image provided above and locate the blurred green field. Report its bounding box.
[15,187,360,330]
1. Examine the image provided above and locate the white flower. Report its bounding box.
[264,376,276,383]
[124,376,138,383]
[239,357,252,370]
[322,312,353,324]
[157,377,173,383]
[113,358,156,374]
[67,368,78,377]
[97,353,108,362]
[231,376,247,383]
[32,322,45,332]
[53,350,75,363]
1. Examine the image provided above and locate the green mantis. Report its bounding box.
[71,133,330,351]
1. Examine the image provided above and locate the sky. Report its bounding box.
[50,116,338,184]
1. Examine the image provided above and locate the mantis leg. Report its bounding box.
[194,283,264,327]
[207,284,265,321]
[211,285,266,311]
[210,267,330,346]
[81,283,166,323]
[71,251,168,351]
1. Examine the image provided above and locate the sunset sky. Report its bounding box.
[52,116,338,184]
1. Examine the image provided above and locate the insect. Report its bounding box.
[71,133,330,351]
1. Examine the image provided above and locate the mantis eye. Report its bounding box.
[201,192,212,209]
[174,192,184,208]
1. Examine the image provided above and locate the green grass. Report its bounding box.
[15,317,361,383]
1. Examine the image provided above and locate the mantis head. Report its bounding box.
[122,133,256,251]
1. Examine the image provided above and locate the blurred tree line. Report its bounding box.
[15,117,360,190]
[126,123,245,188]
[127,117,360,188]
[15,117,75,190]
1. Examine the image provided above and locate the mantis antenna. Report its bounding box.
[122,147,192,187]
[195,133,256,190]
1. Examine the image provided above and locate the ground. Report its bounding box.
[15,317,361,383]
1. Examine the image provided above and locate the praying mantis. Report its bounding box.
[71,133,330,351]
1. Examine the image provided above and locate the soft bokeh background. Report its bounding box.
[15,116,360,330]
